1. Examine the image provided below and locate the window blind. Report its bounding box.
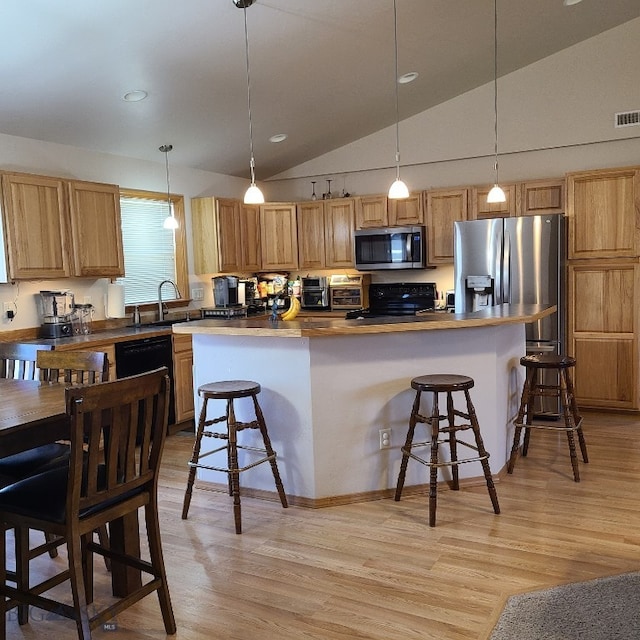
[118,197,178,305]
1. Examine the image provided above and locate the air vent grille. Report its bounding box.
[615,110,640,128]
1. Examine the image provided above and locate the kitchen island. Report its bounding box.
[174,304,555,506]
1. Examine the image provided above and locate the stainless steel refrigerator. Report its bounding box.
[454,215,565,414]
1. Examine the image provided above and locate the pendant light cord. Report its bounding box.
[243,5,257,185]
[493,0,500,184]
[393,0,401,180]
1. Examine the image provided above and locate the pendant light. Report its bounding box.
[487,0,506,204]
[388,0,409,200]
[160,144,179,229]
[237,0,264,205]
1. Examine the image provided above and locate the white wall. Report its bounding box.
[265,17,640,201]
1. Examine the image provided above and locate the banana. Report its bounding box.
[282,296,300,321]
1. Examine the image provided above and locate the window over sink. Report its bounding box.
[117,189,189,310]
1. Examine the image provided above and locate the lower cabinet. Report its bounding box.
[172,334,195,424]
[568,260,639,409]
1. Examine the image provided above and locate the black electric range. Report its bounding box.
[345,282,436,319]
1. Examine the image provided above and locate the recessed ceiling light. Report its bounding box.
[122,90,148,102]
[269,133,288,143]
[398,71,419,84]
[563,0,583,5]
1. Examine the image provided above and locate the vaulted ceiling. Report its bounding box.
[1,0,638,179]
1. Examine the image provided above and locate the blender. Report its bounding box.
[38,290,75,338]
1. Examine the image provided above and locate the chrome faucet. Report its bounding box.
[158,280,181,321]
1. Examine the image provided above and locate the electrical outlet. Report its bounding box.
[379,428,392,449]
[191,288,204,301]
[3,303,12,315]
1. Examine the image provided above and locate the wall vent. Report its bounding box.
[615,110,640,128]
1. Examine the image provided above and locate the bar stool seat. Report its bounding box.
[181,380,287,533]
[507,354,588,482]
[394,374,500,527]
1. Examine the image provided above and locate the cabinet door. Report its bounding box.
[191,197,219,274]
[355,195,388,229]
[566,168,639,260]
[388,193,424,226]
[1,172,71,279]
[68,180,124,277]
[172,334,194,424]
[470,184,517,219]
[520,179,564,216]
[568,261,638,409]
[260,203,298,270]
[216,198,243,272]
[297,201,326,270]
[239,204,262,272]
[324,199,355,268]
[425,188,469,264]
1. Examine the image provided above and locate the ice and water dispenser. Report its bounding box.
[465,275,494,312]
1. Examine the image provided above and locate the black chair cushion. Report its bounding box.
[0,443,70,480]
[0,464,143,525]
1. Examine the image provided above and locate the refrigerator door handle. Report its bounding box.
[502,230,511,304]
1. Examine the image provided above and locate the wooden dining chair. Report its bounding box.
[0,367,176,639]
[0,342,53,381]
[36,349,109,385]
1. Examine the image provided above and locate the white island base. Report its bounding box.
[188,322,526,506]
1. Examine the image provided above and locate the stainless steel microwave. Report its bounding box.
[354,226,426,270]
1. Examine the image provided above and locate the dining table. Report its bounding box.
[0,378,141,596]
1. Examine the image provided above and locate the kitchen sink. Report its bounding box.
[134,316,199,328]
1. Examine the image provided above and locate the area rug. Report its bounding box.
[489,572,640,639]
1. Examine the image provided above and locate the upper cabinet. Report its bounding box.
[191,197,219,274]
[324,199,355,268]
[355,193,424,229]
[520,179,564,216]
[425,188,469,265]
[259,202,298,271]
[566,167,640,260]
[355,195,388,229]
[1,171,123,280]
[67,180,124,278]
[469,183,518,219]
[388,193,424,226]
[297,201,326,270]
[213,198,261,274]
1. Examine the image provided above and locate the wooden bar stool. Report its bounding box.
[507,354,588,482]
[394,374,500,527]
[181,380,288,533]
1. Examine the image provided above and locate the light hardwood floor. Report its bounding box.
[6,410,640,639]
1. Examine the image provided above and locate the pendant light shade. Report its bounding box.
[239,1,264,205]
[487,0,506,205]
[160,144,179,229]
[388,0,409,200]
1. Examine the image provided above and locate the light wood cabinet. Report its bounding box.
[172,333,194,424]
[297,201,326,270]
[568,260,639,409]
[297,199,355,269]
[212,198,262,273]
[566,167,639,260]
[2,172,71,279]
[1,172,123,280]
[191,197,219,274]
[324,198,355,268]
[469,183,518,219]
[260,203,298,271]
[355,195,388,229]
[67,180,124,278]
[388,193,424,226]
[425,188,469,264]
[520,179,564,216]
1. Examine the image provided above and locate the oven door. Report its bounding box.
[301,289,329,309]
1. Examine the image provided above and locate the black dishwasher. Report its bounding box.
[115,335,175,426]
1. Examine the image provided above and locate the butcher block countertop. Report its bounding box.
[173,304,556,338]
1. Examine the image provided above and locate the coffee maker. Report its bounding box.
[212,276,240,308]
[38,290,75,338]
